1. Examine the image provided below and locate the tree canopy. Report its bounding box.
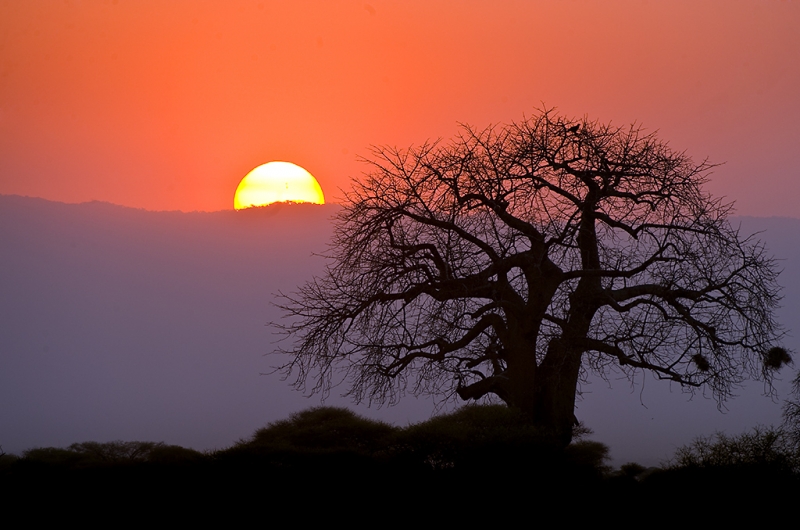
[277,108,788,445]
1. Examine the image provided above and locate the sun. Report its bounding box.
[234,161,325,209]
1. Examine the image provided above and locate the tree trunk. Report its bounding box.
[506,338,582,448]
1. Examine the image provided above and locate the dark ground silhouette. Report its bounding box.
[2,406,798,521]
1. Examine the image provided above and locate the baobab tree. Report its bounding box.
[276,109,788,446]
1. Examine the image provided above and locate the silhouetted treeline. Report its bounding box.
[3,405,799,518]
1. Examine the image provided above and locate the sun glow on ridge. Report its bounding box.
[234,162,325,209]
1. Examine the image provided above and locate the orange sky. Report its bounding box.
[1,1,798,215]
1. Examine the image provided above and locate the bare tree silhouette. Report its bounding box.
[277,108,788,446]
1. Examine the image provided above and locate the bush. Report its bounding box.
[19,441,200,469]
[147,445,206,465]
[618,462,647,479]
[668,426,800,474]
[21,447,88,468]
[0,452,18,472]
[391,405,610,478]
[242,406,397,454]
[66,441,165,464]
[564,440,612,475]
[392,405,538,469]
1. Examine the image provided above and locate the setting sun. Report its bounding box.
[234,162,325,209]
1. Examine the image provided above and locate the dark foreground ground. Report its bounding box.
[3,455,796,524]
[3,406,798,522]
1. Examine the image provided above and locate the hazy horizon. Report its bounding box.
[5,193,800,221]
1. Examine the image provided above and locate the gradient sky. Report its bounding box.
[2,1,799,215]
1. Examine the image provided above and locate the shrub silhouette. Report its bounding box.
[146,444,205,465]
[243,406,397,454]
[21,447,86,468]
[668,426,799,473]
[563,440,612,475]
[0,451,18,472]
[66,441,164,464]
[221,407,399,475]
[643,427,800,502]
[20,441,203,470]
[618,462,648,479]
[392,405,540,470]
[391,405,609,480]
